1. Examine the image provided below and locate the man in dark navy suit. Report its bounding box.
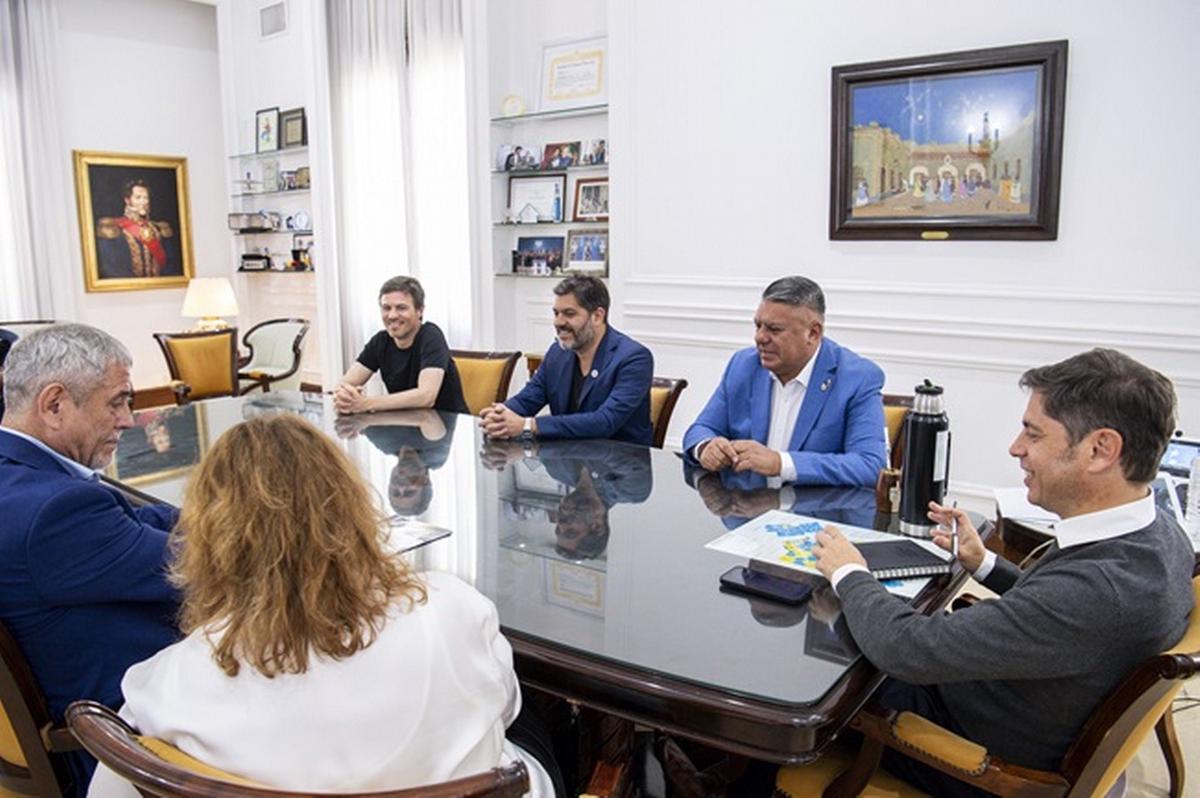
[480,276,654,445]
[0,324,179,793]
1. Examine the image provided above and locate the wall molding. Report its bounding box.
[625,330,1200,388]
[625,275,1200,308]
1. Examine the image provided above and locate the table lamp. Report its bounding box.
[181,277,240,331]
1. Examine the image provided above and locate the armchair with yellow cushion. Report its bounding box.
[649,376,688,450]
[65,701,530,797]
[0,618,79,797]
[451,350,520,416]
[153,329,240,401]
[778,572,1200,798]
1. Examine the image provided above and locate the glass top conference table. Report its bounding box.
[108,392,986,765]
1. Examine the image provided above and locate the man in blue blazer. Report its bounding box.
[683,276,885,486]
[480,276,654,445]
[0,324,180,793]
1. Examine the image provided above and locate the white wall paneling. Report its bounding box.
[598,0,1200,504]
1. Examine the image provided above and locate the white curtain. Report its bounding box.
[0,0,74,320]
[325,0,476,576]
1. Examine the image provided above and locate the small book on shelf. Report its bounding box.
[855,539,953,579]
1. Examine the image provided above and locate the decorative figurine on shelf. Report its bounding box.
[515,203,540,224]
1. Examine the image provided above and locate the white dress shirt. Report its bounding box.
[831,491,1158,593]
[693,342,821,484]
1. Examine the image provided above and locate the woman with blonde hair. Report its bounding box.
[88,414,555,796]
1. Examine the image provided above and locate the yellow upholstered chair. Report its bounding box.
[778,571,1200,798]
[66,701,530,797]
[237,318,310,394]
[883,393,914,470]
[524,352,543,380]
[0,619,79,797]
[649,376,688,450]
[451,350,520,416]
[153,329,239,401]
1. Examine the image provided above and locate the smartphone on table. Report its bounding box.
[719,565,812,606]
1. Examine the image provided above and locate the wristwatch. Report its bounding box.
[521,417,534,439]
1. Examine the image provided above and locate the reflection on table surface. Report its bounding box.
[120,392,958,710]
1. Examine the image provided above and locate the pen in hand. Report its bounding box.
[950,500,959,560]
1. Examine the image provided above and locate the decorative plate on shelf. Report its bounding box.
[500,94,526,117]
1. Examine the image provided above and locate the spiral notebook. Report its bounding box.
[856,539,953,579]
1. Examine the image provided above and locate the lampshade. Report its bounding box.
[181,278,240,330]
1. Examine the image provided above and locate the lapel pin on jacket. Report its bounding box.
[820,378,832,392]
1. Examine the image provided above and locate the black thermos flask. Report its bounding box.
[899,380,951,537]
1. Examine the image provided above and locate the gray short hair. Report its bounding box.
[3,324,131,413]
[762,276,826,318]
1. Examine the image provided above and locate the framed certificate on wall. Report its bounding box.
[540,36,607,112]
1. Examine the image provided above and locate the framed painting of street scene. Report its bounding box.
[829,40,1067,240]
[73,150,195,292]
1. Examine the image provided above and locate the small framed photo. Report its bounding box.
[280,107,307,148]
[565,228,608,275]
[512,236,564,275]
[540,36,607,112]
[495,143,541,171]
[508,174,567,222]
[572,177,608,221]
[255,107,279,152]
[541,141,581,170]
[580,139,607,165]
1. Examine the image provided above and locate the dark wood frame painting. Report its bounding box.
[829,40,1067,241]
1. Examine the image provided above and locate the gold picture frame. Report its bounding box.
[73,150,195,292]
[105,404,208,487]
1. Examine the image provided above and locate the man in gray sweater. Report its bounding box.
[814,348,1194,797]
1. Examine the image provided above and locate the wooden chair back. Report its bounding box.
[524,353,542,380]
[153,329,239,401]
[649,376,688,450]
[66,701,530,797]
[450,350,520,416]
[882,393,913,470]
[0,619,78,797]
[238,318,310,394]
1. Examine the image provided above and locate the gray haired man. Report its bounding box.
[0,324,180,790]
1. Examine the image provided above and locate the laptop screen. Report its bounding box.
[1160,437,1200,478]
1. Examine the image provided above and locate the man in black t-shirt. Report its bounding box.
[334,276,469,415]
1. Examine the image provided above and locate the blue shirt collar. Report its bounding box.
[0,427,99,480]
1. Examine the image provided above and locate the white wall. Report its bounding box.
[56,0,226,387]
[599,0,1200,501]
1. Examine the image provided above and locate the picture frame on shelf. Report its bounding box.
[512,236,564,276]
[260,159,280,193]
[255,107,279,152]
[508,174,566,222]
[295,166,311,189]
[565,229,608,275]
[572,177,608,222]
[73,150,195,293]
[580,138,607,166]
[280,107,307,148]
[496,143,540,171]
[830,40,1067,241]
[539,36,607,112]
[541,141,580,170]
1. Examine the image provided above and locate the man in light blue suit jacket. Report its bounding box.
[0,324,180,794]
[683,276,885,486]
[480,276,653,445]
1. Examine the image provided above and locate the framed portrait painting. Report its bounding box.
[106,404,207,487]
[73,151,195,293]
[829,40,1067,240]
[256,106,279,152]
